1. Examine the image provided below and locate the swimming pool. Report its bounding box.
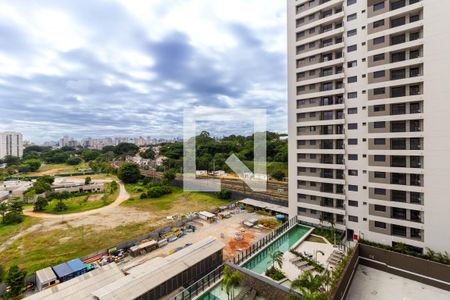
[242,225,311,274]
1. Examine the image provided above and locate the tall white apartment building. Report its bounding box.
[0,132,23,159]
[288,0,450,253]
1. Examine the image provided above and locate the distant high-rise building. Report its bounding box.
[288,0,450,253]
[0,132,23,159]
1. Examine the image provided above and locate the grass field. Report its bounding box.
[0,221,160,275]
[40,191,117,215]
[28,162,90,176]
[122,186,231,212]
[0,217,39,246]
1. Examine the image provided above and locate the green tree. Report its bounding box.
[0,202,9,223]
[290,271,328,300]
[271,170,285,181]
[2,155,20,166]
[108,181,118,193]
[33,197,49,212]
[114,143,139,156]
[141,148,155,159]
[269,250,284,270]
[82,149,101,162]
[66,156,82,165]
[54,199,68,212]
[0,265,4,283]
[6,265,26,298]
[117,162,141,183]
[222,266,243,300]
[22,159,42,172]
[84,177,92,185]
[163,169,176,182]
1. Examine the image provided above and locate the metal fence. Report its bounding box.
[233,216,298,265]
[172,265,224,300]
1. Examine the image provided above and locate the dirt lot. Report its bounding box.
[122,211,269,271]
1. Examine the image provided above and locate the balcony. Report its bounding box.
[391,0,406,11]
[392,224,407,237]
[392,208,407,220]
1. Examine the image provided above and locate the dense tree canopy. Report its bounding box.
[117,162,141,183]
[159,131,287,172]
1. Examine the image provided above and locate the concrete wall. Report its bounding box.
[225,263,297,300]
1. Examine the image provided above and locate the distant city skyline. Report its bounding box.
[0,0,287,143]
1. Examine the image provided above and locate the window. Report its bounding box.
[309,41,316,48]
[347,44,357,52]
[309,27,316,34]
[348,123,358,130]
[348,92,358,99]
[349,215,359,222]
[374,221,386,229]
[373,2,385,11]
[374,188,386,195]
[374,104,385,112]
[309,14,315,21]
[347,29,357,37]
[348,200,358,207]
[373,53,385,62]
[374,121,385,128]
[348,138,358,145]
[348,154,358,160]
[374,205,386,212]
[410,31,420,41]
[347,13,357,21]
[348,170,358,176]
[309,112,316,117]
[373,87,385,95]
[374,171,386,178]
[373,36,385,45]
[348,60,357,68]
[348,185,358,191]
[373,19,385,28]
[410,49,420,59]
[298,207,307,213]
[348,107,358,114]
[373,70,385,78]
[374,138,385,145]
[348,76,357,83]
[374,155,386,161]
[347,0,357,5]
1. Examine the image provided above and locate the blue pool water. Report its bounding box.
[242,225,311,274]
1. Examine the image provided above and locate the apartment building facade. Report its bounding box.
[0,132,23,159]
[288,0,450,253]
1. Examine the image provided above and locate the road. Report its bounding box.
[22,181,130,219]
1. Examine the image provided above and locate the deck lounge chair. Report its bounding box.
[302,265,315,272]
[294,261,308,268]
[290,256,302,263]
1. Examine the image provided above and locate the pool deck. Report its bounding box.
[282,235,336,281]
[346,265,450,300]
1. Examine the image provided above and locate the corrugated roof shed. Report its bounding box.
[67,258,86,273]
[36,267,57,284]
[25,263,125,300]
[52,263,72,279]
[91,237,224,300]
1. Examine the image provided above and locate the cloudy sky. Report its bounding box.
[0,0,287,143]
